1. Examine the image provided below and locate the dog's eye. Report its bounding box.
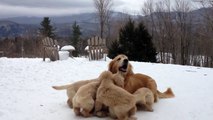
[117,58,121,61]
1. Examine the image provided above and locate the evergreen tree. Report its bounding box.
[71,21,82,56]
[108,40,122,59]
[71,21,81,47]
[108,19,157,62]
[39,17,55,38]
[134,21,157,62]
[118,18,136,60]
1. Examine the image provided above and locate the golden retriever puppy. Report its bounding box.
[95,71,137,120]
[52,79,98,108]
[109,54,175,102]
[72,81,100,117]
[108,88,154,118]
[133,87,154,112]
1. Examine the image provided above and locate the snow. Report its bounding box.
[59,51,69,60]
[0,57,213,120]
[85,46,89,51]
[61,45,75,51]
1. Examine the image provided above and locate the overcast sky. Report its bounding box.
[0,0,200,19]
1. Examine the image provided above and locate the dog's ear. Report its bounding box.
[127,63,134,75]
[108,60,115,73]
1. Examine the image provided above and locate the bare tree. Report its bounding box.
[173,0,192,65]
[142,0,178,64]
[141,0,213,67]
[142,0,156,37]
[109,12,130,44]
[93,0,113,39]
[194,0,213,67]
[153,0,178,64]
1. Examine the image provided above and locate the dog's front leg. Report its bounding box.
[95,100,102,112]
[94,100,107,117]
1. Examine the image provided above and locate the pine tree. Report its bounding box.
[108,19,157,62]
[39,17,55,38]
[71,21,82,56]
[118,18,136,60]
[134,21,157,62]
[71,21,81,48]
[108,40,122,59]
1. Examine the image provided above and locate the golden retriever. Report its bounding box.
[133,87,154,111]
[72,81,100,117]
[95,71,137,120]
[52,79,98,108]
[108,54,175,102]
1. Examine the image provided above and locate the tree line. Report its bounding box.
[141,0,213,67]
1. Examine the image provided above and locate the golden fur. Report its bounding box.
[108,54,175,102]
[133,87,154,111]
[95,71,137,120]
[72,81,100,117]
[52,79,98,108]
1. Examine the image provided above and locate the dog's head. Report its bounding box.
[108,54,133,76]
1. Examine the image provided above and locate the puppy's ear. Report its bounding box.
[113,74,124,88]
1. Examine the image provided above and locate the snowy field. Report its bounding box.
[0,57,213,120]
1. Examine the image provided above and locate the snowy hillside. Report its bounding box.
[0,57,213,120]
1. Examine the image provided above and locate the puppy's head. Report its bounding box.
[99,71,113,79]
[108,54,133,75]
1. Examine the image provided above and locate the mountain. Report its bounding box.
[0,8,211,38]
[0,20,38,38]
[0,12,131,38]
[2,13,98,25]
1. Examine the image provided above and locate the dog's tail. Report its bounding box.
[52,84,72,90]
[157,88,175,98]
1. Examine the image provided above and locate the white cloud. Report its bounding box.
[114,0,145,14]
[0,0,93,8]
[0,0,142,18]
[1,0,199,18]
[0,0,96,18]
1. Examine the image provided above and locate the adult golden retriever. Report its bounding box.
[108,54,175,102]
[95,71,137,120]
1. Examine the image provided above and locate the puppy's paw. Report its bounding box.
[129,116,137,120]
[67,99,73,108]
[95,111,108,117]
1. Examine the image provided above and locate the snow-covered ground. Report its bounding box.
[0,57,213,120]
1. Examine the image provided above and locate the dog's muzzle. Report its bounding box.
[119,59,128,72]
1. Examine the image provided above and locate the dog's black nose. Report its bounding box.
[124,59,128,64]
